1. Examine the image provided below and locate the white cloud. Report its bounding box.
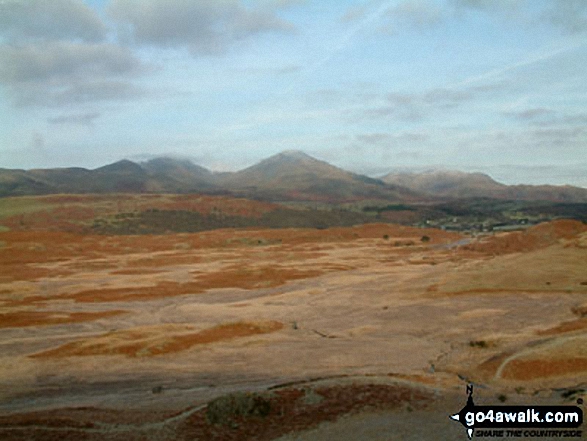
[109,0,295,55]
[543,0,587,34]
[0,42,145,106]
[0,0,106,42]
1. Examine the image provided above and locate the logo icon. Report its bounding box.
[449,384,583,439]
[450,384,476,439]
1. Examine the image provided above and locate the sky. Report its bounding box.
[1,0,586,187]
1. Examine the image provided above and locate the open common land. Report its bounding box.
[0,194,586,440]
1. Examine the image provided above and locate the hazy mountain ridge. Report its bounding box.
[1,152,586,203]
[382,170,504,195]
[381,170,587,203]
[0,152,416,203]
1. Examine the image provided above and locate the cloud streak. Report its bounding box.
[454,38,587,88]
[48,111,101,125]
[345,0,587,35]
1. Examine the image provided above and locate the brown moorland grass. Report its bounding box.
[0,223,461,287]
[31,321,284,358]
[0,264,73,282]
[0,194,282,233]
[429,288,560,297]
[66,266,326,303]
[476,334,587,382]
[59,281,205,303]
[499,358,587,381]
[537,318,587,336]
[474,351,517,381]
[110,268,167,275]
[430,236,587,298]
[193,265,325,290]
[161,194,278,218]
[461,219,587,256]
[0,310,127,328]
[124,253,203,268]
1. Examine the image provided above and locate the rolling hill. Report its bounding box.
[1,153,586,204]
[381,170,587,203]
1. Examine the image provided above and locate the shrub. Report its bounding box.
[206,392,271,425]
[469,340,489,348]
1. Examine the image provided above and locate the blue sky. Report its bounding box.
[1,0,586,186]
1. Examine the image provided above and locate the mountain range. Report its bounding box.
[1,151,586,203]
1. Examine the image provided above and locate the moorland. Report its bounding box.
[0,152,586,440]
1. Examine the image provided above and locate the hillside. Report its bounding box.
[382,169,587,203]
[219,150,416,202]
[0,159,219,197]
[141,157,219,192]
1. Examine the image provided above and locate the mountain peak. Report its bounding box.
[94,159,144,174]
[261,150,320,164]
[243,150,342,177]
[278,150,313,159]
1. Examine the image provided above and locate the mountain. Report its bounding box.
[381,170,506,198]
[141,157,218,192]
[0,168,57,196]
[219,150,416,202]
[1,154,586,204]
[381,170,587,202]
[0,159,218,196]
[499,184,587,203]
[89,160,150,192]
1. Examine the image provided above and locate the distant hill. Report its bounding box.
[219,150,416,202]
[141,157,218,192]
[381,170,506,198]
[0,159,218,197]
[0,168,57,196]
[381,170,587,203]
[0,151,415,203]
[1,153,586,204]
